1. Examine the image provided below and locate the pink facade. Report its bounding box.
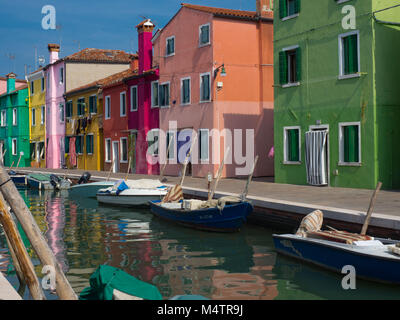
[153,3,274,178]
[45,44,66,169]
[0,77,26,95]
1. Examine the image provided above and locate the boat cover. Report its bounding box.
[79,265,162,300]
[306,230,373,244]
[99,179,165,194]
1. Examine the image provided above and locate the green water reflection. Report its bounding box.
[0,188,399,300]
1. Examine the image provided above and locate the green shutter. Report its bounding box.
[294,0,300,14]
[344,125,359,163]
[296,47,301,82]
[280,0,287,18]
[65,137,70,154]
[288,129,299,161]
[279,51,288,85]
[344,35,358,75]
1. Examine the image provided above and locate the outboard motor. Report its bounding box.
[78,172,91,184]
[50,174,61,190]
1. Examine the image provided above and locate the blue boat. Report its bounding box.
[9,171,27,187]
[148,199,253,232]
[273,233,400,285]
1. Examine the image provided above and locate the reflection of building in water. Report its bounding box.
[44,192,69,273]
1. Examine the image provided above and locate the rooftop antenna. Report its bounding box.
[5,53,16,73]
[56,24,63,53]
[73,40,80,51]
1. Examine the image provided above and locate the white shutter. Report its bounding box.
[305,130,328,186]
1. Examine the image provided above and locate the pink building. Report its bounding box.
[0,76,26,95]
[153,2,274,178]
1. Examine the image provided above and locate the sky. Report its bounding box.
[0,0,255,78]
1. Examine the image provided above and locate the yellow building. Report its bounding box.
[64,81,104,171]
[26,68,46,167]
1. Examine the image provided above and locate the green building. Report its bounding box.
[0,73,30,167]
[274,0,400,190]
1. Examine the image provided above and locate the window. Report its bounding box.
[339,31,360,79]
[0,110,5,127]
[32,108,36,126]
[105,138,111,162]
[77,98,85,116]
[12,108,17,126]
[105,96,111,119]
[339,122,360,165]
[147,129,159,156]
[159,83,170,108]
[120,92,127,116]
[65,136,70,154]
[200,73,211,102]
[181,78,191,105]
[199,24,210,46]
[75,135,83,154]
[280,0,300,20]
[166,131,175,160]
[86,134,94,155]
[130,86,138,111]
[151,81,159,108]
[12,139,17,155]
[120,137,128,162]
[60,67,64,84]
[89,95,97,114]
[199,129,209,161]
[66,101,73,118]
[39,141,45,160]
[284,126,301,163]
[30,81,34,95]
[59,103,64,122]
[279,46,301,86]
[41,105,45,125]
[166,36,175,56]
[41,77,45,92]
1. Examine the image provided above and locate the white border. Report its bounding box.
[105,95,111,120]
[120,91,127,117]
[338,30,361,80]
[130,85,138,111]
[199,72,211,103]
[283,126,301,164]
[180,77,191,106]
[159,81,170,108]
[166,36,175,57]
[199,23,211,47]
[151,81,159,108]
[199,128,210,162]
[338,121,361,166]
[120,137,128,163]
[105,138,112,162]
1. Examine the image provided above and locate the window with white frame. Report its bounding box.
[120,137,128,162]
[200,73,211,102]
[12,138,17,155]
[199,24,210,46]
[130,86,138,111]
[41,77,45,92]
[166,36,175,56]
[339,31,360,79]
[59,103,64,123]
[147,129,159,156]
[283,126,301,163]
[66,101,73,118]
[60,67,64,84]
[166,131,175,160]
[0,110,5,127]
[75,135,84,154]
[12,108,17,126]
[41,105,45,124]
[151,81,159,108]
[181,77,191,105]
[105,96,111,119]
[199,129,209,161]
[120,92,127,116]
[32,108,36,126]
[77,98,85,116]
[89,95,97,114]
[86,134,94,155]
[159,82,170,108]
[279,45,301,86]
[339,122,361,165]
[280,0,300,20]
[105,138,111,162]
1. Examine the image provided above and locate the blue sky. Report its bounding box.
[0,0,255,78]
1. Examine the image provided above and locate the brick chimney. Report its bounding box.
[48,43,60,64]
[136,19,155,75]
[5,72,16,93]
[256,0,273,17]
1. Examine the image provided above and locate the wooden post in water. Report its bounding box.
[179,135,197,187]
[0,194,46,300]
[0,166,77,300]
[208,147,230,201]
[124,157,132,181]
[361,181,382,235]
[241,155,259,200]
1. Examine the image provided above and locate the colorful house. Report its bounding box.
[26,67,46,167]
[102,19,159,174]
[0,76,26,95]
[0,73,30,167]
[44,44,136,169]
[273,0,400,190]
[152,2,274,178]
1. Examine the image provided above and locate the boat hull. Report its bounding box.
[69,181,115,198]
[10,175,27,187]
[273,234,400,285]
[149,200,253,232]
[97,189,167,207]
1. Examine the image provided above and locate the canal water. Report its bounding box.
[0,188,399,300]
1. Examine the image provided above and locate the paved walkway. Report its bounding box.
[11,167,400,236]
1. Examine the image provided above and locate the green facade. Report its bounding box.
[274,0,400,189]
[0,78,30,167]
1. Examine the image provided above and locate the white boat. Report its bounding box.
[69,181,115,198]
[96,179,168,207]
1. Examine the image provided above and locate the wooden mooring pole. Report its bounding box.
[361,181,382,235]
[0,166,77,300]
[208,147,230,201]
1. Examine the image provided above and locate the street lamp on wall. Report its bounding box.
[214,64,226,78]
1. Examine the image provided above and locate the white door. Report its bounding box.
[305,129,329,186]
[112,141,119,173]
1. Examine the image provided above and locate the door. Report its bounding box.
[112,141,119,173]
[177,129,193,176]
[305,128,329,186]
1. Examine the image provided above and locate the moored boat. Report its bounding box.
[69,172,115,198]
[26,173,71,190]
[9,171,27,187]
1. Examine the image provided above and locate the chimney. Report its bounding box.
[48,43,60,64]
[256,0,273,17]
[6,72,16,93]
[136,19,155,74]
